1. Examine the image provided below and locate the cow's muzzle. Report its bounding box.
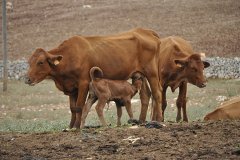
[25,76,33,85]
[198,83,206,88]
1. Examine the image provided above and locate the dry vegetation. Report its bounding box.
[0,0,239,60]
[0,79,240,132]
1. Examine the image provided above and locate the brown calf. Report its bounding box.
[204,97,240,121]
[80,67,143,128]
[139,36,210,123]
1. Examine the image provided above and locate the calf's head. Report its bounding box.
[131,72,144,90]
[25,48,63,86]
[174,54,210,88]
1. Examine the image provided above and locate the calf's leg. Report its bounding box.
[176,82,188,122]
[125,99,134,120]
[95,99,108,127]
[162,87,167,122]
[116,105,122,126]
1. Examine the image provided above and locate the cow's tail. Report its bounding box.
[90,67,103,81]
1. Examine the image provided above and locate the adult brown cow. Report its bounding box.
[204,97,240,121]
[25,28,162,128]
[139,36,210,123]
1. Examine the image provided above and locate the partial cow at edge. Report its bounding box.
[139,36,210,123]
[204,97,240,121]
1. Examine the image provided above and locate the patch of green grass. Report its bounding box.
[0,79,240,133]
[0,118,68,133]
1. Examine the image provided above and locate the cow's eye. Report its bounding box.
[37,61,44,65]
[191,68,197,72]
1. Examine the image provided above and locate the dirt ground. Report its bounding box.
[1,121,240,160]
[0,0,240,60]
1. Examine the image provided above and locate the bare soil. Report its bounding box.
[1,121,240,160]
[0,0,240,60]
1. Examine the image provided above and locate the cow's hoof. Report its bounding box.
[145,121,163,129]
[62,128,80,132]
[127,119,140,125]
[232,149,240,155]
[83,125,101,129]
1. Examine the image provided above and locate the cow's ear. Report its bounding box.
[174,45,180,52]
[203,61,210,68]
[35,48,45,54]
[174,45,183,55]
[174,59,188,68]
[48,55,63,66]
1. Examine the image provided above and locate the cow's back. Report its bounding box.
[219,99,240,120]
[45,28,161,95]
[204,98,240,120]
[61,28,161,80]
[159,36,194,68]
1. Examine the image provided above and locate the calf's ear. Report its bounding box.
[35,48,46,54]
[48,55,63,66]
[174,59,188,68]
[203,61,210,68]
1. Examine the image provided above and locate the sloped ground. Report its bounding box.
[0,0,239,60]
[1,121,240,160]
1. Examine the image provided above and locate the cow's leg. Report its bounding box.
[162,86,167,122]
[95,99,108,127]
[146,75,163,122]
[69,93,77,129]
[139,78,151,123]
[74,80,89,128]
[176,82,188,122]
[80,94,97,129]
[116,105,122,126]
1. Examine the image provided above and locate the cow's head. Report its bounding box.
[174,53,210,88]
[25,48,63,86]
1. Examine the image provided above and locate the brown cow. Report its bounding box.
[204,97,240,121]
[139,36,210,123]
[80,67,143,128]
[25,28,162,129]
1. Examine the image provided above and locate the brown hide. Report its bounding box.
[80,67,143,128]
[139,36,210,123]
[204,97,240,121]
[25,28,162,128]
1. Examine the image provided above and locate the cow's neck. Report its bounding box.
[48,67,79,95]
[162,68,187,92]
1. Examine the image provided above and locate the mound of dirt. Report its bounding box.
[1,120,240,159]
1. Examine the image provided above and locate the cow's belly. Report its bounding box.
[92,56,139,80]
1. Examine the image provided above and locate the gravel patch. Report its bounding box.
[0,57,240,80]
